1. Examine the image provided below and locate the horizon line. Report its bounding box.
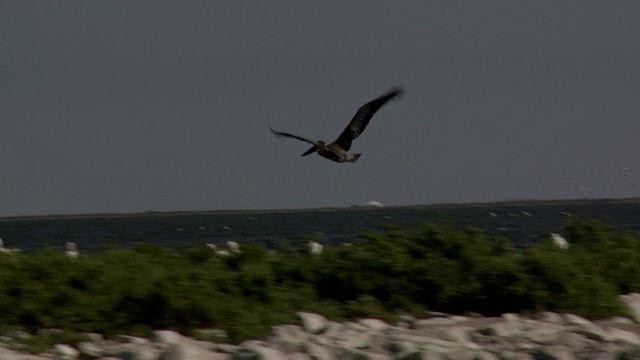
[1,196,639,222]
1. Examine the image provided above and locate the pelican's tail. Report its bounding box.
[347,153,362,163]
[301,146,317,157]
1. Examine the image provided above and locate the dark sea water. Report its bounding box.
[0,200,638,253]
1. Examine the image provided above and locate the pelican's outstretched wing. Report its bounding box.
[269,127,320,146]
[332,87,403,151]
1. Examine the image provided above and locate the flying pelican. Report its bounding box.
[269,87,403,163]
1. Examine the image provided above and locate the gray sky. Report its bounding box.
[1,1,639,216]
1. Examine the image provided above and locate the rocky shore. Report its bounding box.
[2,293,640,360]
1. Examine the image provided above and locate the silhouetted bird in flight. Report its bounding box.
[269,86,403,163]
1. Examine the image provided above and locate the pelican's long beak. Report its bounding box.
[301,146,317,157]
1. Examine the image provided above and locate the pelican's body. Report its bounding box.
[311,141,361,163]
[270,87,403,163]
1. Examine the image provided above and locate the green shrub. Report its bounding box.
[0,218,637,344]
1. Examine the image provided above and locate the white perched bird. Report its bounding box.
[550,233,569,249]
[308,241,323,255]
[65,242,79,259]
[0,238,20,254]
[207,244,230,256]
[227,241,240,254]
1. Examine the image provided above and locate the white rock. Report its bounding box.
[606,328,640,346]
[117,335,149,345]
[54,344,79,359]
[320,321,343,340]
[287,353,311,360]
[444,325,474,344]
[7,311,639,360]
[563,314,593,327]
[531,312,564,324]
[523,324,564,344]
[153,330,184,345]
[502,313,520,322]
[413,317,454,328]
[619,293,640,323]
[396,315,416,329]
[343,321,368,332]
[473,350,500,360]
[309,334,332,346]
[565,317,608,342]
[267,325,308,353]
[78,341,103,358]
[213,344,240,354]
[385,339,417,355]
[331,346,386,360]
[160,340,224,360]
[335,329,372,350]
[420,340,458,355]
[447,348,497,360]
[359,318,389,331]
[448,315,469,323]
[389,332,456,351]
[607,317,634,325]
[235,340,285,360]
[427,312,450,318]
[489,351,534,360]
[399,350,449,360]
[477,321,520,338]
[561,332,591,353]
[297,312,328,334]
[0,347,53,360]
[112,343,161,360]
[530,345,577,360]
[306,342,332,360]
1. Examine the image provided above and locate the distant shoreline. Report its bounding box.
[2,197,639,222]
